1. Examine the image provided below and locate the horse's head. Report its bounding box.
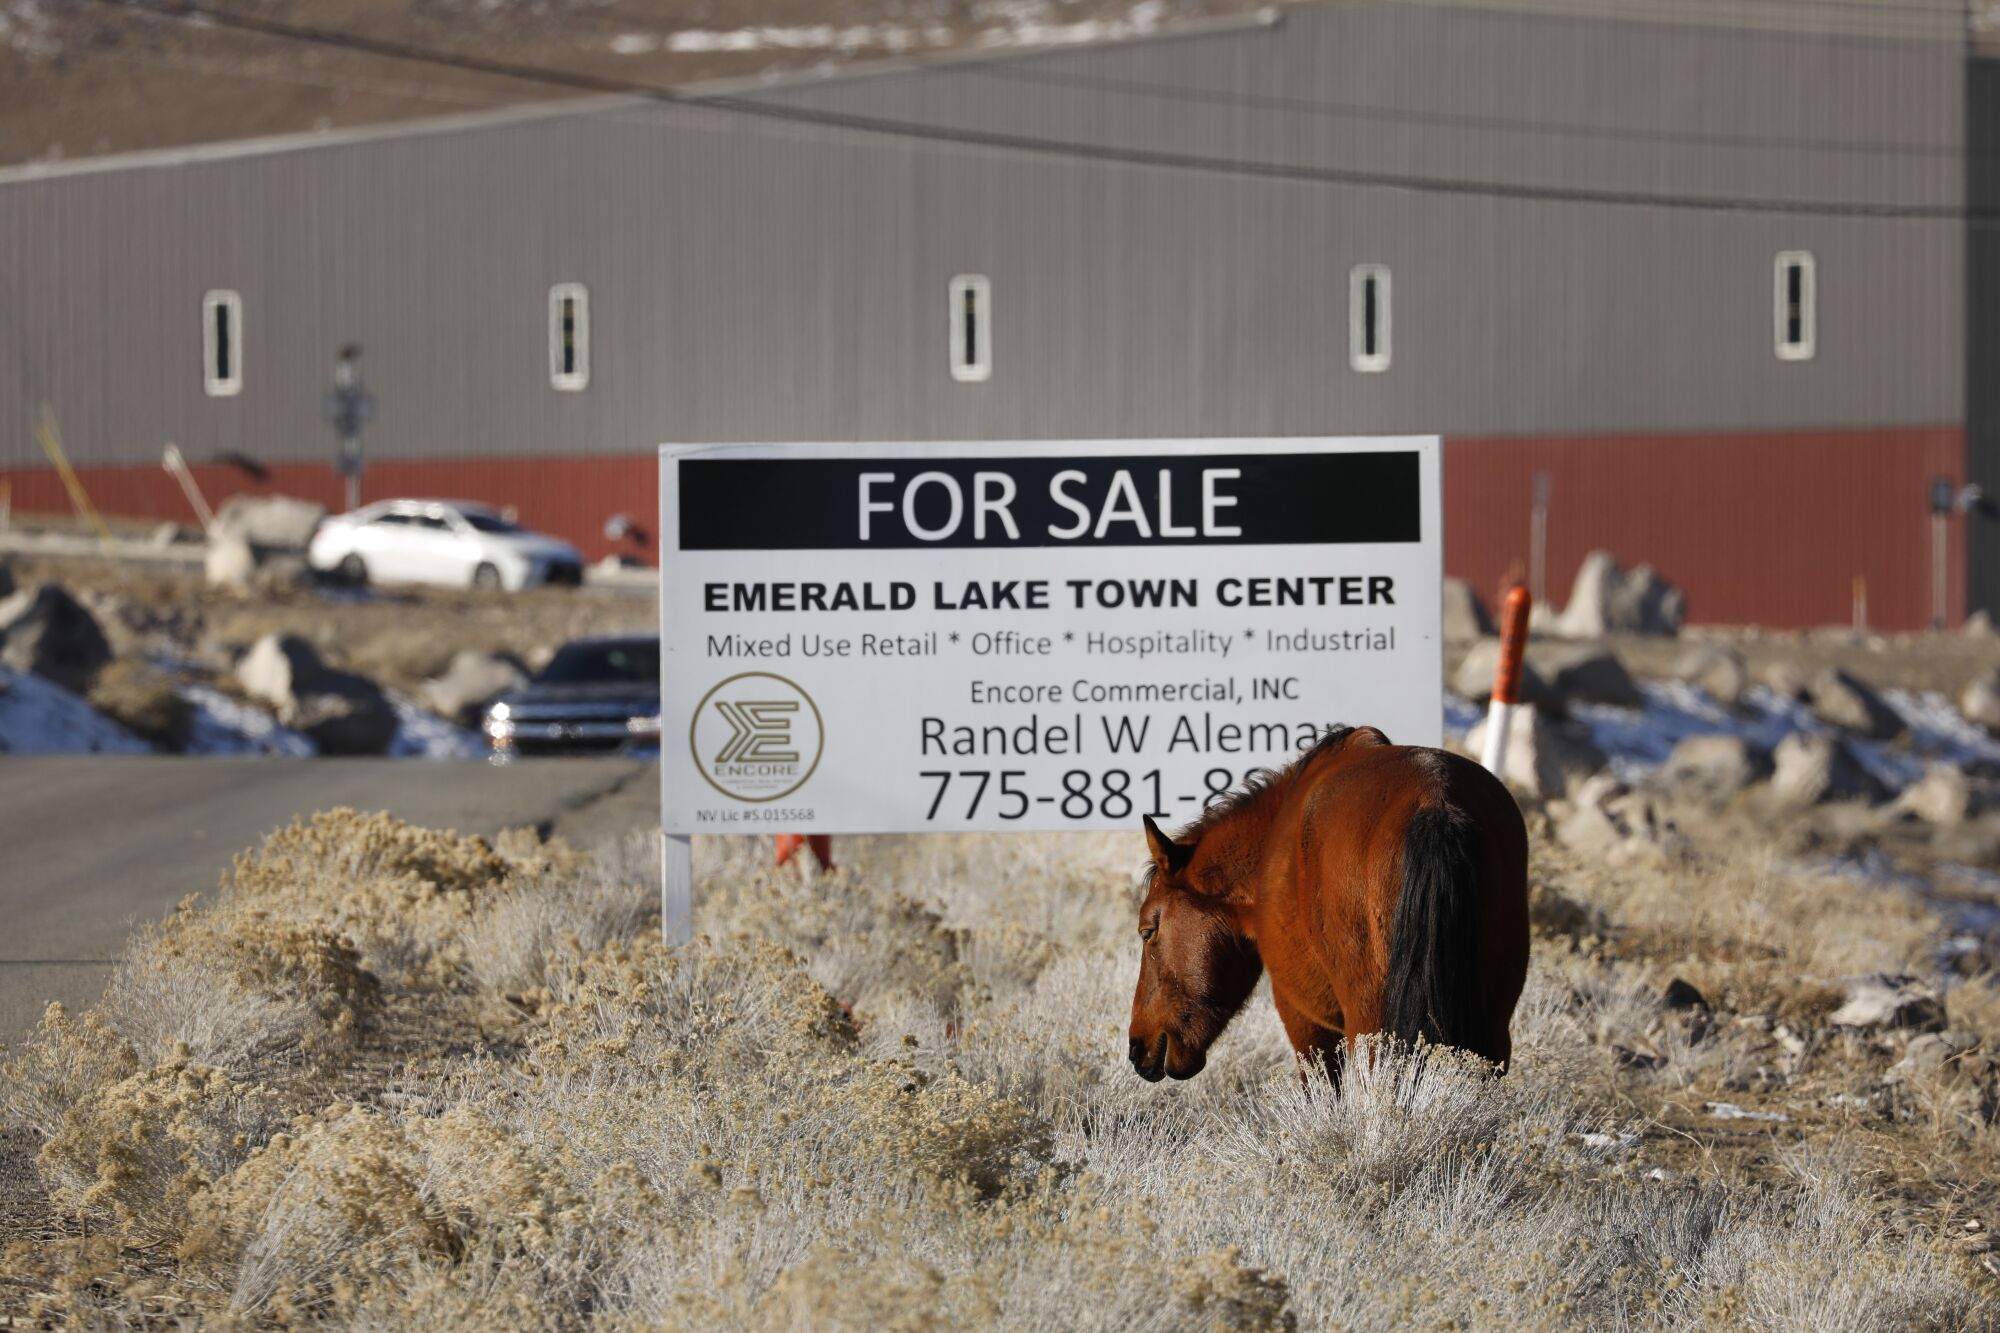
[1127,815,1262,1082]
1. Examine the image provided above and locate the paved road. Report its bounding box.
[0,757,656,1045]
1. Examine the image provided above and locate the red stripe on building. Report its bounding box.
[0,424,1967,630]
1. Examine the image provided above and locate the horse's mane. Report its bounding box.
[1180,724,1357,841]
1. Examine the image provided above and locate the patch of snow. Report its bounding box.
[609,32,659,55]
[1704,1101,1789,1123]
[1577,1130,1641,1152]
[0,666,151,755]
[180,684,315,757]
[387,692,487,760]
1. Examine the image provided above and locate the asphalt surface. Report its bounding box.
[0,757,657,1046]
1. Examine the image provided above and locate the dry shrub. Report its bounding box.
[36,1055,287,1247]
[99,899,378,1072]
[86,656,194,750]
[225,809,511,984]
[1,1004,139,1142]
[6,817,1996,1329]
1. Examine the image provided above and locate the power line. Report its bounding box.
[82,0,1994,225]
[967,52,1978,159]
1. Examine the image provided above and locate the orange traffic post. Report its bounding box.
[773,834,834,874]
[1479,584,1533,778]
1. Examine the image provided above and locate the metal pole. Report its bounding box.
[1480,585,1533,778]
[663,832,693,945]
[344,449,360,514]
[1528,472,1550,607]
[1934,511,1948,631]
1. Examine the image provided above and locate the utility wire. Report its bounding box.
[967,55,1979,159]
[81,0,1994,225]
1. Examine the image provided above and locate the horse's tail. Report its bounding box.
[1381,802,1481,1050]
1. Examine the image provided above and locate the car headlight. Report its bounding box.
[627,714,662,736]
[488,702,511,722]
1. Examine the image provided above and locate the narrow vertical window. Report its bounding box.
[549,282,589,390]
[948,274,991,383]
[202,289,243,397]
[1775,252,1815,361]
[1349,264,1391,373]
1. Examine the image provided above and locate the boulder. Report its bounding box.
[1890,1030,1977,1078]
[1962,669,2000,734]
[1675,645,1748,710]
[1661,978,1710,1012]
[1552,551,1686,638]
[1890,764,1976,826]
[0,583,112,694]
[236,632,396,755]
[1658,734,1773,805]
[1758,661,1812,703]
[423,650,529,726]
[1556,773,1689,866]
[1452,637,1555,709]
[204,534,258,591]
[1464,705,1607,799]
[1768,732,1890,808]
[1530,643,1644,708]
[1807,668,1905,740]
[1442,578,1495,644]
[1829,974,1946,1033]
[210,494,327,551]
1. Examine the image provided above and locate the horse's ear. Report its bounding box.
[1143,815,1194,875]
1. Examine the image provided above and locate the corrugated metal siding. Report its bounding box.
[0,2,1967,477]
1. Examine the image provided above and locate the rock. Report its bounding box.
[1891,1030,1977,1078]
[1452,637,1555,709]
[1962,669,2000,734]
[1808,668,1905,740]
[1661,978,1709,1011]
[210,494,327,551]
[236,633,396,755]
[1658,734,1774,805]
[423,650,528,726]
[1891,764,1976,826]
[204,534,258,590]
[0,583,113,694]
[1530,643,1643,708]
[1553,551,1686,638]
[237,633,334,703]
[1758,661,1811,703]
[1830,974,1946,1033]
[1465,705,1607,799]
[1556,773,1689,865]
[1676,645,1748,710]
[1768,732,1890,807]
[1442,579,1495,644]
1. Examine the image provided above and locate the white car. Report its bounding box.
[308,499,584,591]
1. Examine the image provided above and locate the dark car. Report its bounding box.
[484,634,660,760]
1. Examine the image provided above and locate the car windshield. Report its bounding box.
[537,640,660,685]
[459,510,522,534]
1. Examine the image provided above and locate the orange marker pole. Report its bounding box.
[1480,584,1532,777]
[773,834,834,875]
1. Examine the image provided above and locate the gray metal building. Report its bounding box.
[0,0,1989,627]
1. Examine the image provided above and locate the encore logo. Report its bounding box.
[690,672,824,802]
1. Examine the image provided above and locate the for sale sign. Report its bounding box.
[659,438,1441,835]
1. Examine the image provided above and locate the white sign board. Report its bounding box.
[658,438,1441,846]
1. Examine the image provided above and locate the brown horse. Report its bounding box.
[1127,725,1528,1083]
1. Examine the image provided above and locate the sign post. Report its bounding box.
[323,344,376,514]
[657,438,1442,945]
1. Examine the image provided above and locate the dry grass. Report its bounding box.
[3,807,1996,1328]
